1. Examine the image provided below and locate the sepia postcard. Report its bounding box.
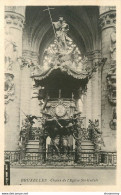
[0,0,121,192]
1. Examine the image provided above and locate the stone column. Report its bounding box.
[91,50,101,129]
[20,50,33,126]
[99,6,116,151]
[4,6,25,151]
[84,54,93,128]
[21,20,40,115]
[20,49,41,123]
[28,52,41,117]
[85,80,92,128]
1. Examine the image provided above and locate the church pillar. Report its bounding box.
[21,20,40,118]
[99,6,116,151]
[29,52,41,117]
[91,50,101,129]
[20,50,34,125]
[83,50,102,129]
[4,6,25,151]
[84,53,93,128]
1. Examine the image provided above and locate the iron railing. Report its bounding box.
[4,151,117,167]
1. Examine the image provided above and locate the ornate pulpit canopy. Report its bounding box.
[31,17,93,90]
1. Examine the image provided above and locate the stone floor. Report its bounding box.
[10,167,116,185]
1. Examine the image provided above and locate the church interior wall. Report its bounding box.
[4,6,116,153]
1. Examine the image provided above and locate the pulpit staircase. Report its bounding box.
[23,140,40,165]
[80,140,95,164]
[22,139,95,166]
